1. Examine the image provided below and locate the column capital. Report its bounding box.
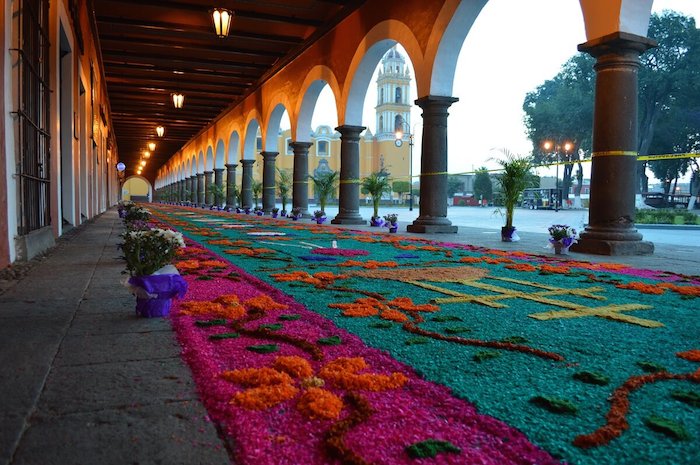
[225,163,238,170]
[196,172,204,177]
[240,159,255,167]
[260,151,279,160]
[578,32,657,59]
[290,141,313,151]
[204,170,214,175]
[414,95,459,111]
[213,167,225,173]
[335,125,366,139]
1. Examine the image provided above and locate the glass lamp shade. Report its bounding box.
[212,8,233,38]
[172,93,184,108]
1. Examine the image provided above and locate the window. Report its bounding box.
[380,88,384,105]
[379,116,384,133]
[256,136,263,151]
[14,0,51,234]
[317,140,329,157]
[395,87,402,103]
[394,115,404,132]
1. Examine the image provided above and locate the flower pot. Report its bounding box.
[501,226,520,242]
[370,217,384,227]
[315,217,327,224]
[272,213,278,218]
[256,211,264,216]
[128,272,188,318]
[389,224,398,233]
[552,241,570,255]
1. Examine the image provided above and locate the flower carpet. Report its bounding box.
[149,204,699,465]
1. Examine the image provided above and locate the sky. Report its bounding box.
[286,0,700,181]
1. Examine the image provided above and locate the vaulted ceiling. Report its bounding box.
[93,0,365,178]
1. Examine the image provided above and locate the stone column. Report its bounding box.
[196,173,205,205]
[407,95,459,234]
[331,125,366,224]
[214,168,224,206]
[185,176,193,204]
[189,176,197,204]
[225,163,238,208]
[204,170,214,205]
[240,159,255,210]
[179,180,185,202]
[291,142,312,217]
[571,32,655,255]
[261,151,279,213]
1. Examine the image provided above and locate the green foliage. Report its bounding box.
[671,390,700,408]
[208,183,226,206]
[278,314,301,321]
[529,395,578,415]
[492,150,532,229]
[573,371,610,386]
[447,175,464,197]
[644,415,691,441]
[317,335,342,346]
[277,168,292,212]
[310,171,338,213]
[251,180,263,208]
[636,361,668,373]
[392,180,410,198]
[473,167,493,202]
[246,344,279,353]
[119,228,185,276]
[472,350,500,362]
[636,209,698,224]
[209,332,240,340]
[361,172,392,218]
[406,440,461,459]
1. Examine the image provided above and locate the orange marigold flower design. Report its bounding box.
[201,260,228,268]
[223,248,275,256]
[676,349,700,363]
[540,264,571,274]
[337,260,399,269]
[180,296,246,319]
[221,355,406,419]
[459,257,481,263]
[244,294,288,312]
[483,257,514,264]
[505,263,537,272]
[175,259,201,271]
[208,239,251,247]
[616,282,665,295]
[270,270,346,287]
[329,297,437,321]
[658,282,700,297]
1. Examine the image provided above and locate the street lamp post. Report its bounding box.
[542,140,573,212]
[395,125,414,211]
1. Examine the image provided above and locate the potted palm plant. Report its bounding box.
[208,183,225,210]
[251,180,263,210]
[277,168,292,216]
[361,171,392,226]
[493,150,532,242]
[309,171,338,217]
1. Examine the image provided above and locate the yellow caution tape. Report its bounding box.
[592,150,638,157]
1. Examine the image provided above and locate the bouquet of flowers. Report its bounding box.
[548,224,577,247]
[124,206,151,223]
[117,200,135,218]
[313,210,326,219]
[383,213,398,225]
[120,228,185,276]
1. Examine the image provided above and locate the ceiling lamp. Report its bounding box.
[140,160,147,167]
[212,8,233,38]
[156,126,165,137]
[143,151,151,159]
[148,142,156,152]
[172,93,185,109]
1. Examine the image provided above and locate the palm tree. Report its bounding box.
[277,168,292,213]
[361,171,392,220]
[309,171,338,214]
[208,183,225,207]
[493,149,532,240]
[251,180,263,209]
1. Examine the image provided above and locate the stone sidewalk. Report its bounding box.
[0,210,229,465]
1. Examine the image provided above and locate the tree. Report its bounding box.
[473,167,493,203]
[251,180,262,209]
[208,183,225,207]
[638,12,700,193]
[309,171,338,213]
[447,176,464,198]
[523,52,595,201]
[392,180,410,204]
[277,168,292,213]
[493,150,532,232]
[361,172,392,219]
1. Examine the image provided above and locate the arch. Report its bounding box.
[197,150,205,172]
[185,157,191,177]
[228,131,240,164]
[395,87,402,103]
[205,146,214,171]
[190,154,197,176]
[343,20,423,125]
[579,0,652,40]
[428,0,488,96]
[243,117,261,160]
[264,102,289,153]
[123,175,153,201]
[394,114,404,132]
[295,65,342,142]
[214,139,225,168]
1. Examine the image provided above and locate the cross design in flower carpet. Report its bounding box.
[351,267,660,328]
[220,356,408,419]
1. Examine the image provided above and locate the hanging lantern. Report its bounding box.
[156,126,165,137]
[140,160,147,167]
[148,142,156,152]
[116,162,126,172]
[143,151,151,159]
[212,8,233,38]
[172,93,185,108]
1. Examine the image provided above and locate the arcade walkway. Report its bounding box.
[1,208,698,465]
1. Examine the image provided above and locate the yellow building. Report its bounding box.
[253,47,412,203]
